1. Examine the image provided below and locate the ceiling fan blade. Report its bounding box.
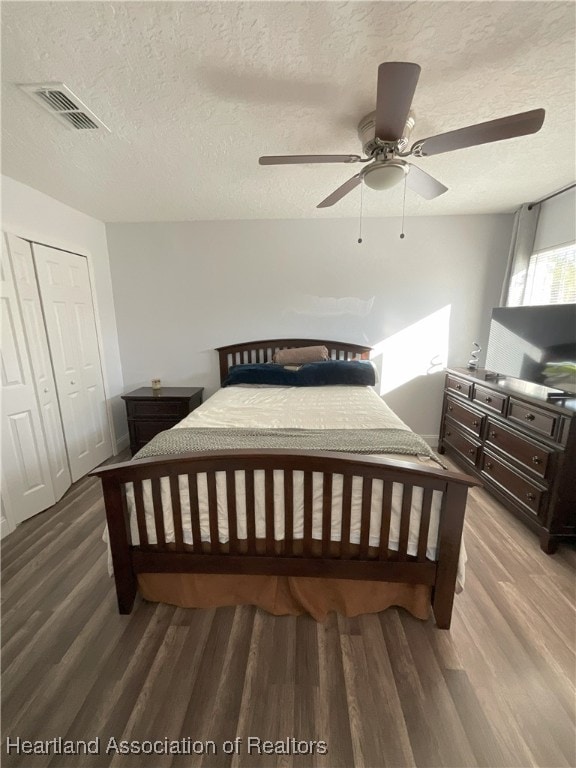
[259,154,362,165]
[416,108,545,157]
[375,62,421,142]
[406,164,448,199]
[317,174,362,208]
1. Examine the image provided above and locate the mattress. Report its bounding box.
[111,385,465,588]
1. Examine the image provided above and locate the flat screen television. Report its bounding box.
[485,304,576,395]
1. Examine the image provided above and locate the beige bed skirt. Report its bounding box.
[137,573,432,621]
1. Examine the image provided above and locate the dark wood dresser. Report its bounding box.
[122,387,204,456]
[438,368,576,553]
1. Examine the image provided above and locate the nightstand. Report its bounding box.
[122,387,204,455]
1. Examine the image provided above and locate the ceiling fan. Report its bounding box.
[259,62,545,208]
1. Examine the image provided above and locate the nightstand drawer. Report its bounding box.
[131,420,177,446]
[485,418,552,479]
[126,400,188,420]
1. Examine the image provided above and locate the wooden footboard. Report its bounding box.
[92,450,478,629]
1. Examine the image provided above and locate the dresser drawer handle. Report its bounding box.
[486,461,493,469]
[490,430,498,439]
[445,430,452,437]
[448,405,454,411]
[525,413,535,421]
[468,448,475,455]
[531,456,542,465]
[472,419,479,427]
[526,492,536,501]
[455,383,462,390]
[484,396,492,403]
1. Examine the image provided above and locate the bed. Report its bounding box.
[93,339,478,629]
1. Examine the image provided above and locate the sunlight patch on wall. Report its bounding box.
[372,305,451,396]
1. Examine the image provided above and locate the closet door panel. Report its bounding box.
[33,245,112,481]
[6,235,71,501]
[1,235,56,523]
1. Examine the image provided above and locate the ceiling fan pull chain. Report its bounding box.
[400,174,407,239]
[358,181,364,244]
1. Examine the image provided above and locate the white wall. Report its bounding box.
[107,214,513,439]
[1,175,127,448]
[534,186,576,251]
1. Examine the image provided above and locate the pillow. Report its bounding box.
[223,360,376,387]
[273,345,329,365]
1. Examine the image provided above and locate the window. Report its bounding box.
[508,241,576,306]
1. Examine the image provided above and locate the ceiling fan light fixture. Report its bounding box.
[363,161,407,191]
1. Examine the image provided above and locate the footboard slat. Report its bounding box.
[169,475,184,551]
[340,474,353,560]
[226,471,238,554]
[303,471,313,557]
[398,485,413,561]
[246,470,256,555]
[378,481,393,561]
[321,473,333,557]
[187,473,202,553]
[133,480,148,547]
[207,471,220,554]
[151,477,165,547]
[264,469,275,556]
[359,477,373,559]
[417,488,434,562]
[284,471,294,556]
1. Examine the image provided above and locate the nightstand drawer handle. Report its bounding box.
[526,492,536,501]
[484,396,492,403]
[532,456,542,465]
[525,413,535,421]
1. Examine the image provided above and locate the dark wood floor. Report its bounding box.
[2,455,575,768]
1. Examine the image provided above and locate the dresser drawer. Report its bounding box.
[126,400,189,420]
[473,385,507,414]
[443,420,480,465]
[485,418,552,480]
[446,375,472,398]
[508,398,559,440]
[445,397,484,436]
[480,451,545,517]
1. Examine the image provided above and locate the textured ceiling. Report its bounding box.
[1,1,575,221]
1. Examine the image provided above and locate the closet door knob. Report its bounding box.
[43,388,49,393]
[70,380,76,385]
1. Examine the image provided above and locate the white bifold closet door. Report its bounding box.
[1,234,68,526]
[33,243,112,482]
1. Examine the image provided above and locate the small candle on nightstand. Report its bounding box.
[151,378,161,390]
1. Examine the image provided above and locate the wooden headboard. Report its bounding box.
[216,339,372,384]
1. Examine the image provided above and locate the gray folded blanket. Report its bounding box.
[134,427,444,467]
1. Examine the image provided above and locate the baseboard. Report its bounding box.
[422,435,439,448]
[114,433,130,454]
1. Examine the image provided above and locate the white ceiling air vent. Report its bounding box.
[18,82,110,132]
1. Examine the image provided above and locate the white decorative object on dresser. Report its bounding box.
[1,232,112,536]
